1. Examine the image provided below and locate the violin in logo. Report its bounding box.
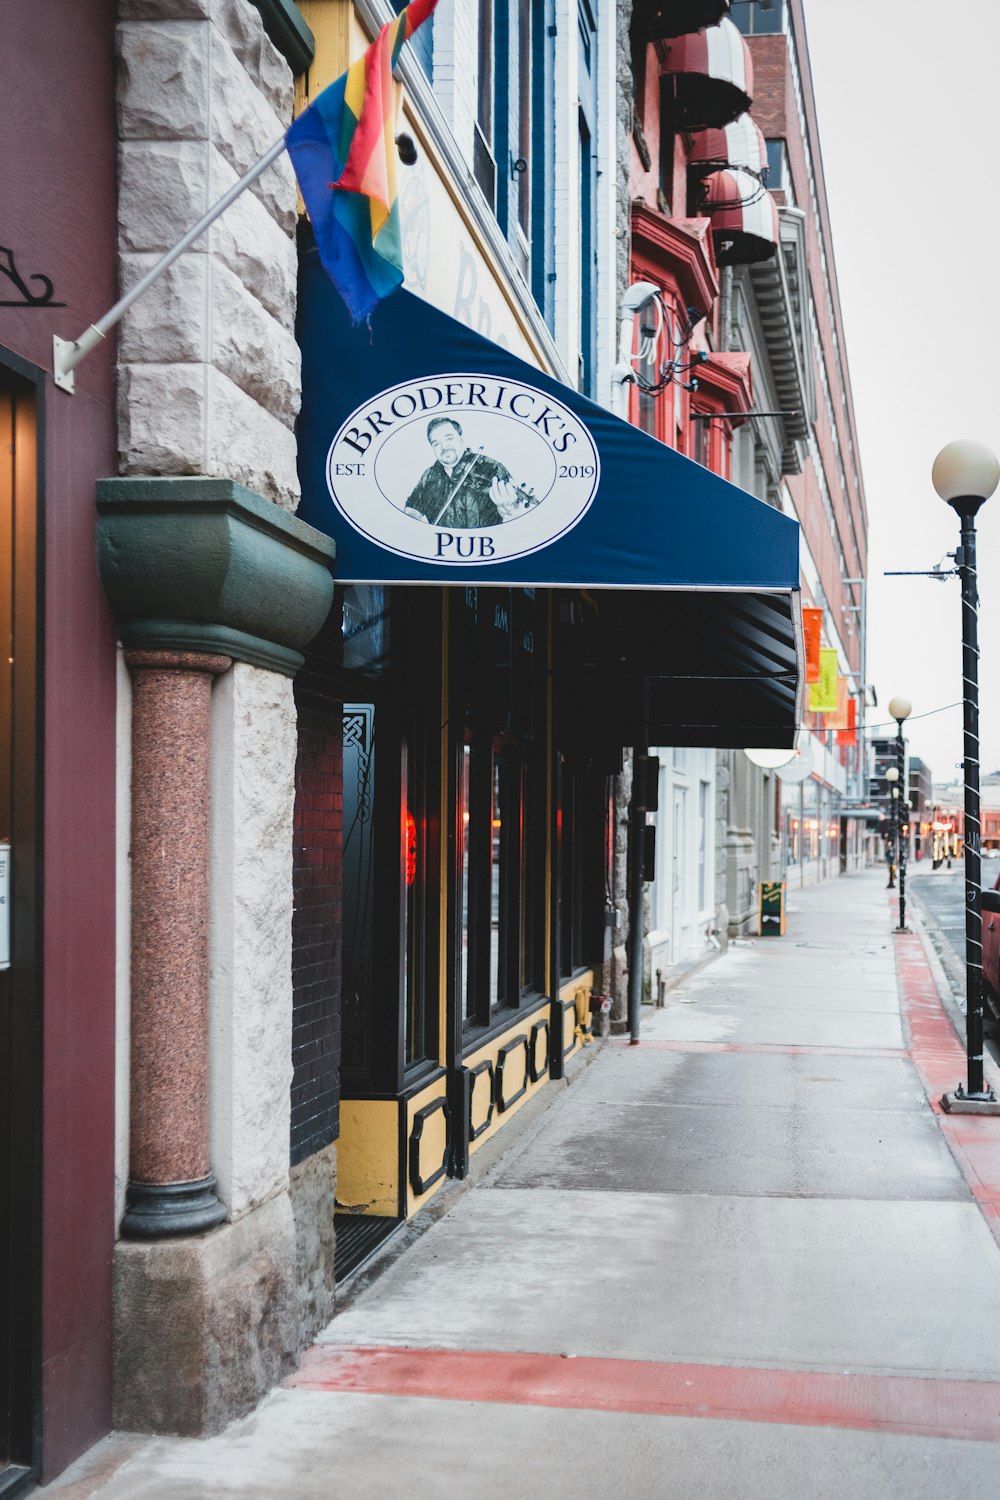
[326,373,601,565]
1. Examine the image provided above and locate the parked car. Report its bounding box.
[983,873,1000,1022]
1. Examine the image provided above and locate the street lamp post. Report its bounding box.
[888,696,911,931]
[885,765,899,888]
[932,439,1000,1111]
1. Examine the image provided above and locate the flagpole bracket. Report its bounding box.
[53,335,78,394]
[53,325,106,395]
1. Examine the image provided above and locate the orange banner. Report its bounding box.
[803,607,822,683]
[837,697,857,747]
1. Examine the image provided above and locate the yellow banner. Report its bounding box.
[808,649,838,713]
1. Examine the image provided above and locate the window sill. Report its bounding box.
[402,1060,446,1095]
[461,993,549,1057]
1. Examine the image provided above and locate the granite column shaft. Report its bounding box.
[123,648,231,1236]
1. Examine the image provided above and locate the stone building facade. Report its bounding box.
[1,4,809,1490]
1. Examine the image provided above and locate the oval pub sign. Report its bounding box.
[326,373,601,567]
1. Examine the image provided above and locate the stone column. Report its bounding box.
[97,475,335,1435]
[122,648,231,1237]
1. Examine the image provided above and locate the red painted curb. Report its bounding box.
[288,1345,1000,1443]
[893,918,1000,1250]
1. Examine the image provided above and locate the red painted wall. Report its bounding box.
[3,0,119,1479]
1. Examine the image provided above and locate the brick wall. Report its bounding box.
[290,619,343,1165]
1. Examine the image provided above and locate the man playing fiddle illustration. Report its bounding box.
[404,417,537,528]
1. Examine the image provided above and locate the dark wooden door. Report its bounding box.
[0,379,40,1487]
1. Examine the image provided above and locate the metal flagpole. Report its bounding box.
[52,135,288,394]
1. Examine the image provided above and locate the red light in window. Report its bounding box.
[406,811,417,887]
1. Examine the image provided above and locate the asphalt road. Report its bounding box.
[908,862,1000,1065]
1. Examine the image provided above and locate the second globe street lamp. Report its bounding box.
[931,439,1000,1110]
[888,696,912,931]
[885,765,899,888]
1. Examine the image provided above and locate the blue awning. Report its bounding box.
[297,245,802,747]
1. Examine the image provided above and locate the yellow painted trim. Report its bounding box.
[556,969,594,1059]
[562,1001,578,1059]
[294,0,351,108]
[470,1063,494,1135]
[406,1075,451,1217]
[558,969,594,1003]
[465,1002,551,1156]
[336,1098,400,1218]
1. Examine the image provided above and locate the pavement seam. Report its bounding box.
[608,1040,909,1058]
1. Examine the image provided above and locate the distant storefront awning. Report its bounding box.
[631,1,732,42]
[689,114,768,180]
[297,244,801,747]
[702,169,779,265]
[660,18,753,130]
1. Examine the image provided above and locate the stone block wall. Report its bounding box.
[210,661,298,1220]
[116,0,300,509]
[109,3,334,1430]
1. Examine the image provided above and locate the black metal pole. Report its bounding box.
[627,738,648,1046]
[627,683,651,1046]
[956,504,986,1097]
[896,723,907,931]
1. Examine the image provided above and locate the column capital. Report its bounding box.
[97,477,336,677]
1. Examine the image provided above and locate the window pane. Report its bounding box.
[520,762,542,994]
[478,0,493,135]
[461,744,473,1020]
[698,780,708,911]
[490,757,503,1006]
[518,0,531,236]
[404,736,434,1068]
[342,705,376,1079]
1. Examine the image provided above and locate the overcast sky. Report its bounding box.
[802,1,1000,786]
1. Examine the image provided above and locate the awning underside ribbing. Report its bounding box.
[554,589,799,753]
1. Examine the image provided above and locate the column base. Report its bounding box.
[941,1087,1000,1115]
[289,1142,338,1343]
[113,1190,298,1436]
[121,1176,228,1238]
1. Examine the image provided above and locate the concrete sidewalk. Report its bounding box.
[41,871,1000,1498]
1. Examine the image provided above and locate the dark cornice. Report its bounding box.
[248,0,315,76]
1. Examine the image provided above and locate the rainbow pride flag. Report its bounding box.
[286,0,438,322]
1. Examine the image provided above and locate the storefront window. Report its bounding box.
[342,703,376,1081]
[461,743,473,1021]
[490,756,505,1004]
[557,763,607,982]
[403,735,436,1069]
[462,741,538,1027]
[520,762,544,993]
[698,779,709,910]
[456,590,546,1034]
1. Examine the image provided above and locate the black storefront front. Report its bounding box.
[290,254,802,1247]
